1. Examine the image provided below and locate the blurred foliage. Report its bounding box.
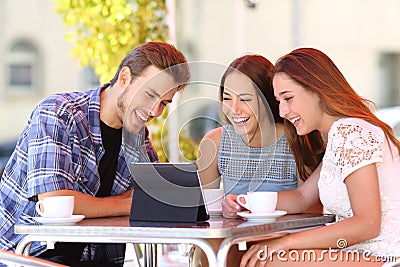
[52,0,198,161]
[149,107,199,162]
[52,0,168,83]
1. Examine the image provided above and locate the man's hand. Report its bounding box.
[38,189,134,218]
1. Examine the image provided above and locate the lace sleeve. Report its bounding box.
[328,120,384,181]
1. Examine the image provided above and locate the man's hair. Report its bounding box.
[109,42,190,91]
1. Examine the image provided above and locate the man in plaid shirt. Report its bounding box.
[0,42,190,266]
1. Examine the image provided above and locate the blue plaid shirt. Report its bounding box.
[0,84,158,264]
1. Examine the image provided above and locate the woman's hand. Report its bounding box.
[222,194,246,218]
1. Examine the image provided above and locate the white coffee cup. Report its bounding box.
[236,191,277,214]
[35,196,74,218]
[203,188,224,211]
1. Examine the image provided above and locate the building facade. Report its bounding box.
[1,0,400,144]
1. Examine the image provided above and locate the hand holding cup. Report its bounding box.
[236,191,277,214]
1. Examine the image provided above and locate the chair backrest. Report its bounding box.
[0,250,68,267]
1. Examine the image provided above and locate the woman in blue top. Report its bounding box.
[198,54,306,219]
[195,55,307,267]
[195,54,322,267]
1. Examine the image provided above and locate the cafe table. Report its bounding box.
[14,213,335,267]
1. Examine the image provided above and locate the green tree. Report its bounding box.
[149,107,199,162]
[52,0,198,161]
[52,0,168,83]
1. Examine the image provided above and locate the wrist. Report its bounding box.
[282,234,295,251]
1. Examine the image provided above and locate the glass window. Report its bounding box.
[9,64,32,86]
[6,40,40,93]
[378,53,400,107]
[80,66,100,89]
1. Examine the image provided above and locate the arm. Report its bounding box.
[276,163,322,214]
[39,189,133,218]
[241,163,381,266]
[274,121,382,249]
[296,170,323,213]
[223,163,323,219]
[197,127,223,189]
[284,163,381,250]
[30,100,135,219]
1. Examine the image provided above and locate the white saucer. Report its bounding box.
[237,210,287,221]
[208,208,223,217]
[33,215,85,225]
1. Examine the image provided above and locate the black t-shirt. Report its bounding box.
[39,121,122,262]
[97,120,122,197]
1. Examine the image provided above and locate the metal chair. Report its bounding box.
[124,243,144,267]
[0,250,68,267]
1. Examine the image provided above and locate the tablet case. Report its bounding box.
[129,162,210,223]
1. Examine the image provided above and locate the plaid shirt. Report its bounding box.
[0,84,158,265]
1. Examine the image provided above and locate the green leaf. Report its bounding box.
[51,0,198,162]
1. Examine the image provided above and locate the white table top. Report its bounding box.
[14,213,335,267]
[15,213,335,238]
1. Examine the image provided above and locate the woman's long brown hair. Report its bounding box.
[273,48,400,181]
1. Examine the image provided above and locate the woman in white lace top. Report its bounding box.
[240,48,400,266]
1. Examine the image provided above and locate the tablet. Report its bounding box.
[129,162,210,223]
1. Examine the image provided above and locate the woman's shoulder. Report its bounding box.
[202,127,223,143]
[331,117,384,138]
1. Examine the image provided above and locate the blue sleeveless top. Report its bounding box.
[218,124,297,195]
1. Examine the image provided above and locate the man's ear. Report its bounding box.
[118,66,132,86]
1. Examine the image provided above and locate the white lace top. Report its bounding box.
[318,118,400,256]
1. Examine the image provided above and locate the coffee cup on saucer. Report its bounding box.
[35,195,74,218]
[236,191,277,214]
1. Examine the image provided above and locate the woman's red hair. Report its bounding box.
[273,48,400,181]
